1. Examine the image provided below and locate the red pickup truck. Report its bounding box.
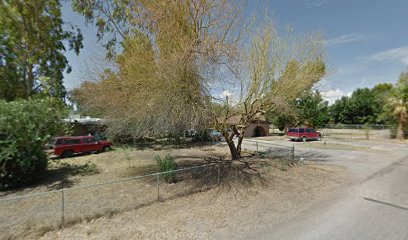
[46,136,113,157]
[287,128,321,142]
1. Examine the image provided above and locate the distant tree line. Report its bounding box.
[268,72,408,139]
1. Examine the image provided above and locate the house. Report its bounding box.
[218,113,269,138]
[63,114,105,136]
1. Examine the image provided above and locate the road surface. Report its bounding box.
[238,138,408,240]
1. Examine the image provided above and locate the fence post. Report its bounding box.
[217,165,220,185]
[292,143,295,162]
[256,141,259,155]
[60,189,65,227]
[157,174,160,201]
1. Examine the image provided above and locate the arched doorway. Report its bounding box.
[253,126,267,137]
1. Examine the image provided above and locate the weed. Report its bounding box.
[155,154,177,183]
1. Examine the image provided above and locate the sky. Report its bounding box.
[62,0,408,104]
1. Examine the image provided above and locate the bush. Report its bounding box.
[0,98,68,190]
[191,129,212,143]
[155,154,177,183]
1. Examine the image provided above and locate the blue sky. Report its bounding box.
[62,0,408,103]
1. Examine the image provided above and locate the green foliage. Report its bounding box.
[0,0,83,101]
[384,72,408,139]
[191,129,213,143]
[268,113,296,132]
[0,98,68,189]
[72,0,131,58]
[296,90,330,128]
[155,154,177,183]
[267,90,329,130]
[329,86,393,124]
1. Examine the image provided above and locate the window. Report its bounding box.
[83,137,96,143]
[48,138,65,146]
[65,139,80,145]
[82,137,96,143]
[306,129,311,133]
[299,129,304,133]
[289,129,298,133]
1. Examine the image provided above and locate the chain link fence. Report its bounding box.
[245,139,330,163]
[320,124,393,140]
[0,140,310,239]
[0,164,220,239]
[269,124,400,140]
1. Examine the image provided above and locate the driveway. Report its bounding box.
[238,137,408,240]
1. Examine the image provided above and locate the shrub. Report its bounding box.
[191,129,212,143]
[0,98,68,190]
[155,154,177,183]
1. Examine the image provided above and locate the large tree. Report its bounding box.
[329,88,383,124]
[0,0,83,101]
[72,1,326,160]
[210,24,325,159]
[72,0,243,139]
[267,90,329,133]
[296,90,329,128]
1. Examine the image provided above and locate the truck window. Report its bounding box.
[306,129,311,133]
[65,139,81,145]
[299,129,304,133]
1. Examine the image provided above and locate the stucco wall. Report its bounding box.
[244,124,269,137]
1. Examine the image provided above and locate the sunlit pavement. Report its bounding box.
[238,138,408,240]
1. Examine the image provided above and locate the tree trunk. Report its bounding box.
[284,123,290,135]
[397,121,405,140]
[225,137,239,160]
[26,64,34,98]
[236,134,244,156]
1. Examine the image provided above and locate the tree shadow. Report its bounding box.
[0,162,99,197]
[116,139,223,151]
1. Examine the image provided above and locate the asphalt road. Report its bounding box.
[238,138,408,240]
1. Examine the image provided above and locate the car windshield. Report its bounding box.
[288,128,298,133]
[47,138,65,146]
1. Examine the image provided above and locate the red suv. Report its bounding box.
[46,136,113,157]
[287,128,321,142]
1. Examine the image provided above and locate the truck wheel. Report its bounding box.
[103,146,111,152]
[317,135,321,141]
[302,136,307,142]
[62,150,73,158]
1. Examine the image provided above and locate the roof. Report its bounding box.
[217,112,267,125]
[63,115,102,125]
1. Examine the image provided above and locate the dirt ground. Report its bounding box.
[2,135,407,240]
[1,135,401,240]
[0,144,231,239]
[39,162,348,240]
[0,141,351,240]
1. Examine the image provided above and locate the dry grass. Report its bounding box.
[0,144,229,240]
[39,161,348,240]
[0,143,348,240]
